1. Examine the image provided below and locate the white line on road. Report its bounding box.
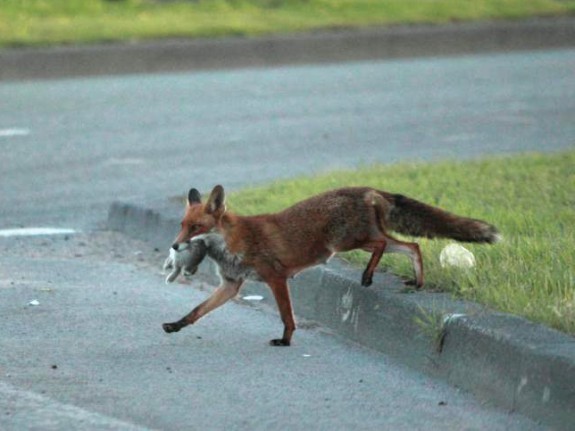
[0,228,78,237]
[0,128,30,138]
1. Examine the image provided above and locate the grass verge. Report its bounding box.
[228,150,575,335]
[1,0,574,47]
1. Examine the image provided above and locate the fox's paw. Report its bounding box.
[361,272,373,287]
[162,322,182,333]
[404,279,423,289]
[269,338,291,347]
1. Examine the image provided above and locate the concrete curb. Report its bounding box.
[1,17,575,81]
[107,200,575,430]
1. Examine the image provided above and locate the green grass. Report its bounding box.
[227,150,575,335]
[1,0,574,47]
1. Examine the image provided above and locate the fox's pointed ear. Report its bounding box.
[188,188,202,205]
[206,185,226,215]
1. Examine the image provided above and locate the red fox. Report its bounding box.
[163,185,499,346]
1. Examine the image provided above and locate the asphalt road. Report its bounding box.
[0,232,543,430]
[1,48,573,231]
[0,49,574,429]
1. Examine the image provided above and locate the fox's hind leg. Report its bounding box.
[360,191,391,286]
[361,243,386,287]
[360,235,423,288]
[363,190,424,287]
[383,235,423,288]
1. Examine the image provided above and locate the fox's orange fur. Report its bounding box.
[163,185,499,346]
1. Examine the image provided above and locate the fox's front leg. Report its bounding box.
[163,279,243,333]
[266,278,296,346]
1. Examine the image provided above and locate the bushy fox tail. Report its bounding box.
[380,192,501,243]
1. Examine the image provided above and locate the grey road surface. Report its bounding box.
[0,233,543,431]
[1,49,573,232]
[0,49,573,429]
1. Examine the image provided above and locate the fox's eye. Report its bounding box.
[191,224,201,232]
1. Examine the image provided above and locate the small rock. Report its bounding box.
[439,244,475,269]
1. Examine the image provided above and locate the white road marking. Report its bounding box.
[0,128,30,137]
[0,228,77,237]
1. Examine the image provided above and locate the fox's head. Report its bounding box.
[172,185,226,251]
